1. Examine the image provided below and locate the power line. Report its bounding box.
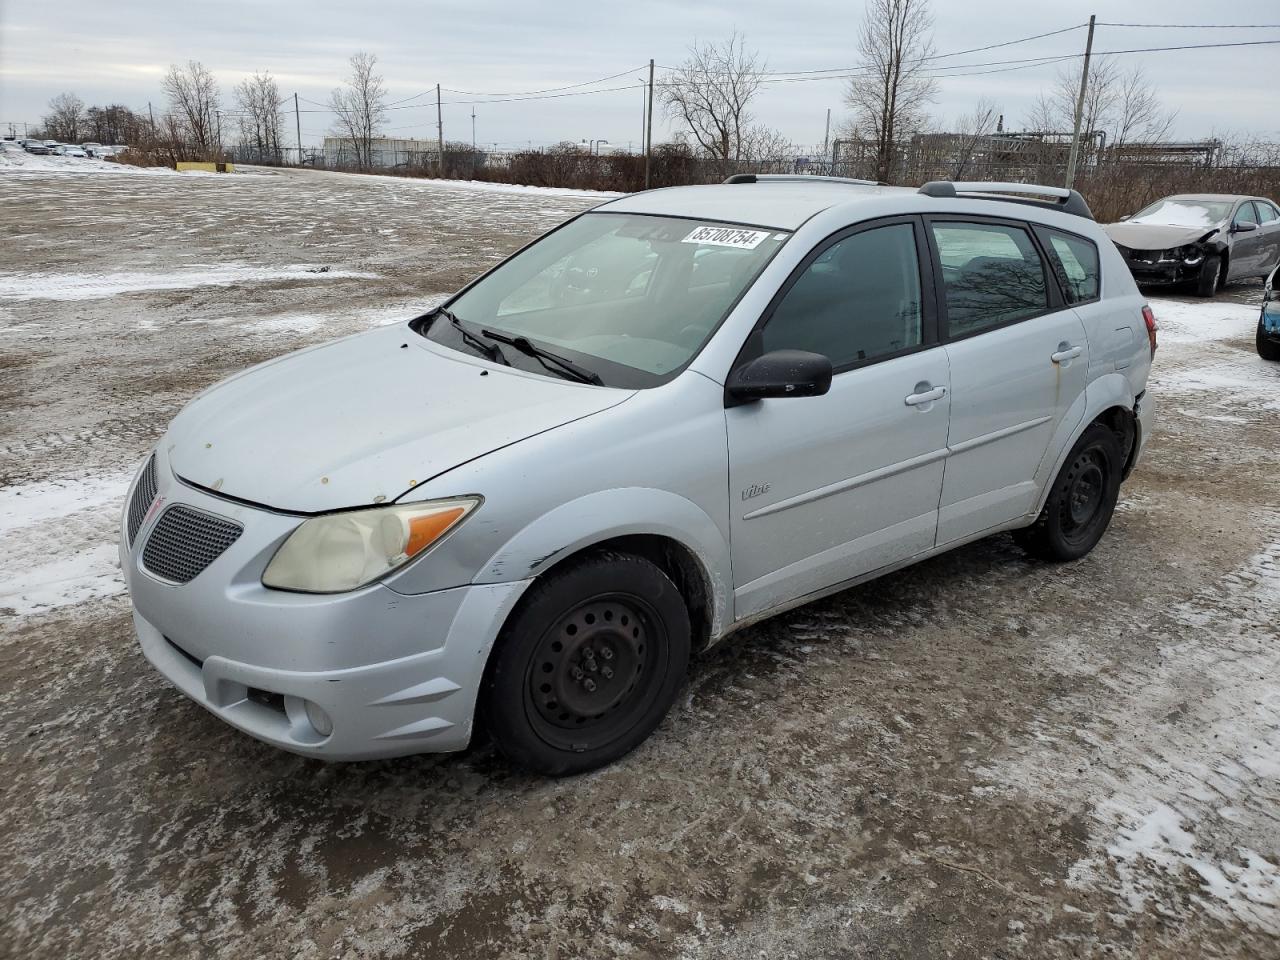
[441,65,646,98]
[657,23,1087,77]
[267,32,1280,121]
[1096,22,1280,28]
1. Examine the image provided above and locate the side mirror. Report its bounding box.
[1233,221,1258,233]
[1119,214,1130,221]
[726,349,833,404]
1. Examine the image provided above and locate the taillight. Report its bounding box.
[1141,305,1158,358]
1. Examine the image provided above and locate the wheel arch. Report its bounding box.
[474,487,732,645]
[1032,375,1139,515]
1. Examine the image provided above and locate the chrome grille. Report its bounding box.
[142,505,242,583]
[126,455,158,546]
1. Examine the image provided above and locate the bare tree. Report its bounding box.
[1025,60,1174,155]
[741,125,794,163]
[661,31,763,169]
[85,104,147,145]
[328,52,387,170]
[44,93,85,143]
[1112,66,1177,149]
[235,71,284,162]
[845,0,937,182]
[163,61,221,159]
[948,97,1000,178]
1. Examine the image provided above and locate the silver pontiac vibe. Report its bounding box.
[122,177,1156,775]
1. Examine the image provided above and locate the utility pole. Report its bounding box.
[1064,14,1096,190]
[436,83,445,177]
[294,93,302,165]
[471,106,476,150]
[644,58,654,190]
[823,108,831,166]
[148,101,156,138]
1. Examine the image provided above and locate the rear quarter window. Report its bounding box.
[1039,228,1101,304]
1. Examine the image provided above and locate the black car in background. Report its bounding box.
[1104,194,1280,297]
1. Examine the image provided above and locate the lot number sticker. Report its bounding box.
[681,226,771,249]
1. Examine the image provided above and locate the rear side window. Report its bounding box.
[930,222,1048,337]
[1040,228,1101,304]
[761,223,923,368]
[1257,202,1278,224]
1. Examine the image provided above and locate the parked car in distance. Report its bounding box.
[23,141,52,154]
[1104,194,1280,297]
[122,177,1157,776]
[53,145,88,158]
[1259,266,1280,361]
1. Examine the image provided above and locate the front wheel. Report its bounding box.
[1258,318,1280,361]
[480,553,691,776]
[1194,254,1222,297]
[1015,423,1123,562]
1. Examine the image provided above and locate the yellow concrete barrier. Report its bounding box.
[175,161,235,173]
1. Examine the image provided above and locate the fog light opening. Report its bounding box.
[305,700,334,738]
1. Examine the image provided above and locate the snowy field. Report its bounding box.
[1,156,1277,959]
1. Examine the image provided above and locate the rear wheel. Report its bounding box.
[1015,423,1123,562]
[481,552,691,776]
[1259,319,1280,361]
[1195,254,1223,297]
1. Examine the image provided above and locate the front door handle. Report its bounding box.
[905,385,947,406]
[1051,344,1083,364]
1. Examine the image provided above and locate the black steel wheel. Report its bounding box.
[1015,422,1123,562]
[481,552,691,776]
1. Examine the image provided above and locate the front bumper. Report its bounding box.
[1114,246,1202,286]
[121,450,530,760]
[1124,261,1196,285]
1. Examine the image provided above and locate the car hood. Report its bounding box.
[1104,221,1221,251]
[166,323,634,512]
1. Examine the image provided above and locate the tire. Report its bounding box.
[1014,423,1123,563]
[480,552,691,776]
[1194,254,1222,297]
[1259,319,1280,361]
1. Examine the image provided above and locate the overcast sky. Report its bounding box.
[2,0,1277,150]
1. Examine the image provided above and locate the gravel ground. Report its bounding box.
[1,159,1278,959]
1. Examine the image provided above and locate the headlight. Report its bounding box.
[262,497,480,593]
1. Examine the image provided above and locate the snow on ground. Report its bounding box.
[249,163,623,200]
[1149,297,1259,346]
[1147,296,1280,416]
[0,264,378,302]
[978,530,1280,937]
[0,472,132,617]
[0,145,187,176]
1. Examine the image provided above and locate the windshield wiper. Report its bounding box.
[479,329,604,385]
[434,307,509,366]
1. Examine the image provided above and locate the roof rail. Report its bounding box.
[918,180,1093,220]
[724,173,882,187]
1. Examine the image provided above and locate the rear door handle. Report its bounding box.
[905,385,947,406]
[1051,344,1083,364]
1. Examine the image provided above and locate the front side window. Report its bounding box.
[760,223,923,368]
[1235,202,1260,228]
[931,221,1048,337]
[1041,229,1100,304]
[435,213,787,387]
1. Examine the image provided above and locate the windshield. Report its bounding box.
[1129,198,1233,227]
[426,212,788,387]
